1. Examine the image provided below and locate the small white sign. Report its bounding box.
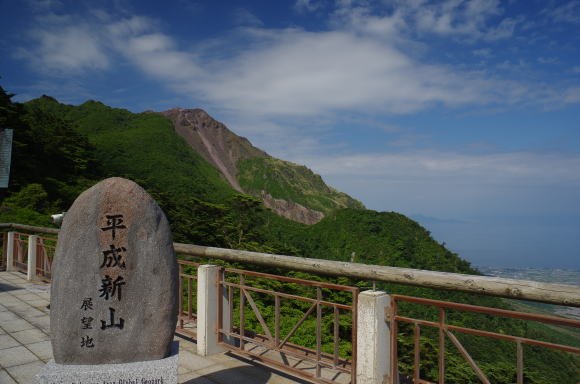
[0,128,13,188]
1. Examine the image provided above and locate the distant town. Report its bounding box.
[478,266,580,287]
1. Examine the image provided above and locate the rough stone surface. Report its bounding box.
[36,341,179,384]
[259,191,325,225]
[50,177,178,364]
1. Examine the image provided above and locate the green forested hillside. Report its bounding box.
[0,87,577,383]
[24,97,235,204]
[238,157,365,214]
[286,209,474,272]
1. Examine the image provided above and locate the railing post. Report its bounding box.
[6,232,15,272]
[27,235,38,281]
[356,290,392,384]
[1,232,7,271]
[197,264,230,356]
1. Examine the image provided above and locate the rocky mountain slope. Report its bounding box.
[161,108,364,224]
[160,108,267,192]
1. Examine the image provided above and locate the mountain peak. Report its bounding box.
[160,107,268,193]
[39,94,59,103]
[160,107,364,224]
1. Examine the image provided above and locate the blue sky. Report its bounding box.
[1,0,580,269]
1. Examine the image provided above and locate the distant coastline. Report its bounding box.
[477,265,580,287]
[477,265,580,321]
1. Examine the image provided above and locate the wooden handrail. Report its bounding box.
[0,223,59,235]
[2,223,578,307]
[174,243,580,308]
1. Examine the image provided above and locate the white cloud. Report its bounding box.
[329,4,407,40]
[294,0,322,13]
[563,87,580,103]
[106,15,153,37]
[303,150,580,187]
[545,1,580,24]
[13,3,579,119]
[17,24,109,74]
[378,0,521,41]
[198,29,488,116]
[537,56,558,64]
[19,13,487,117]
[472,48,491,57]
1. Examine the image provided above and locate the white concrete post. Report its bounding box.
[6,232,15,272]
[27,235,38,281]
[356,290,392,384]
[197,264,231,356]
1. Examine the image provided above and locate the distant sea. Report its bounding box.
[477,265,580,320]
[477,265,580,286]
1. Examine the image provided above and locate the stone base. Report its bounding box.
[36,342,178,384]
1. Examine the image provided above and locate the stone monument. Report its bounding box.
[36,177,179,383]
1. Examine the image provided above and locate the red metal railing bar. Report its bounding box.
[188,276,193,320]
[390,298,399,383]
[222,281,353,310]
[316,286,322,378]
[445,330,490,384]
[36,234,57,277]
[228,284,233,336]
[275,295,280,348]
[217,267,223,345]
[1,232,7,269]
[239,274,246,351]
[516,340,523,384]
[438,308,445,384]
[351,291,358,384]
[217,339,344,384]
[13,233,28,272]
[178,264,183,329]
[333,306,340,368]
[278,302,317,349]
[393,294,580,328]
[240,327,354,368]
[223,266,358,292]
[414,323,421,382]
[176,261,199,337]
[177,260,201,268]
[242,288,274,344]
[218,328,352,373]
[395,315,580,354]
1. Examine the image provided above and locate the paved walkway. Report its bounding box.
[0,271,309,384]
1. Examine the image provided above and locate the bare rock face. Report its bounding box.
[259,191,324,225]
[50,177,178,364]
[161,108,268,192]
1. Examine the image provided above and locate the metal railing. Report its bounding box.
[177,260,199,338]
[35,235,56,282]
[174,243,580,307]
[1,232,7,270]
[12,232,29,273]
[2,223,579,384]
[389,295,580,384]
[216,267,358,384]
